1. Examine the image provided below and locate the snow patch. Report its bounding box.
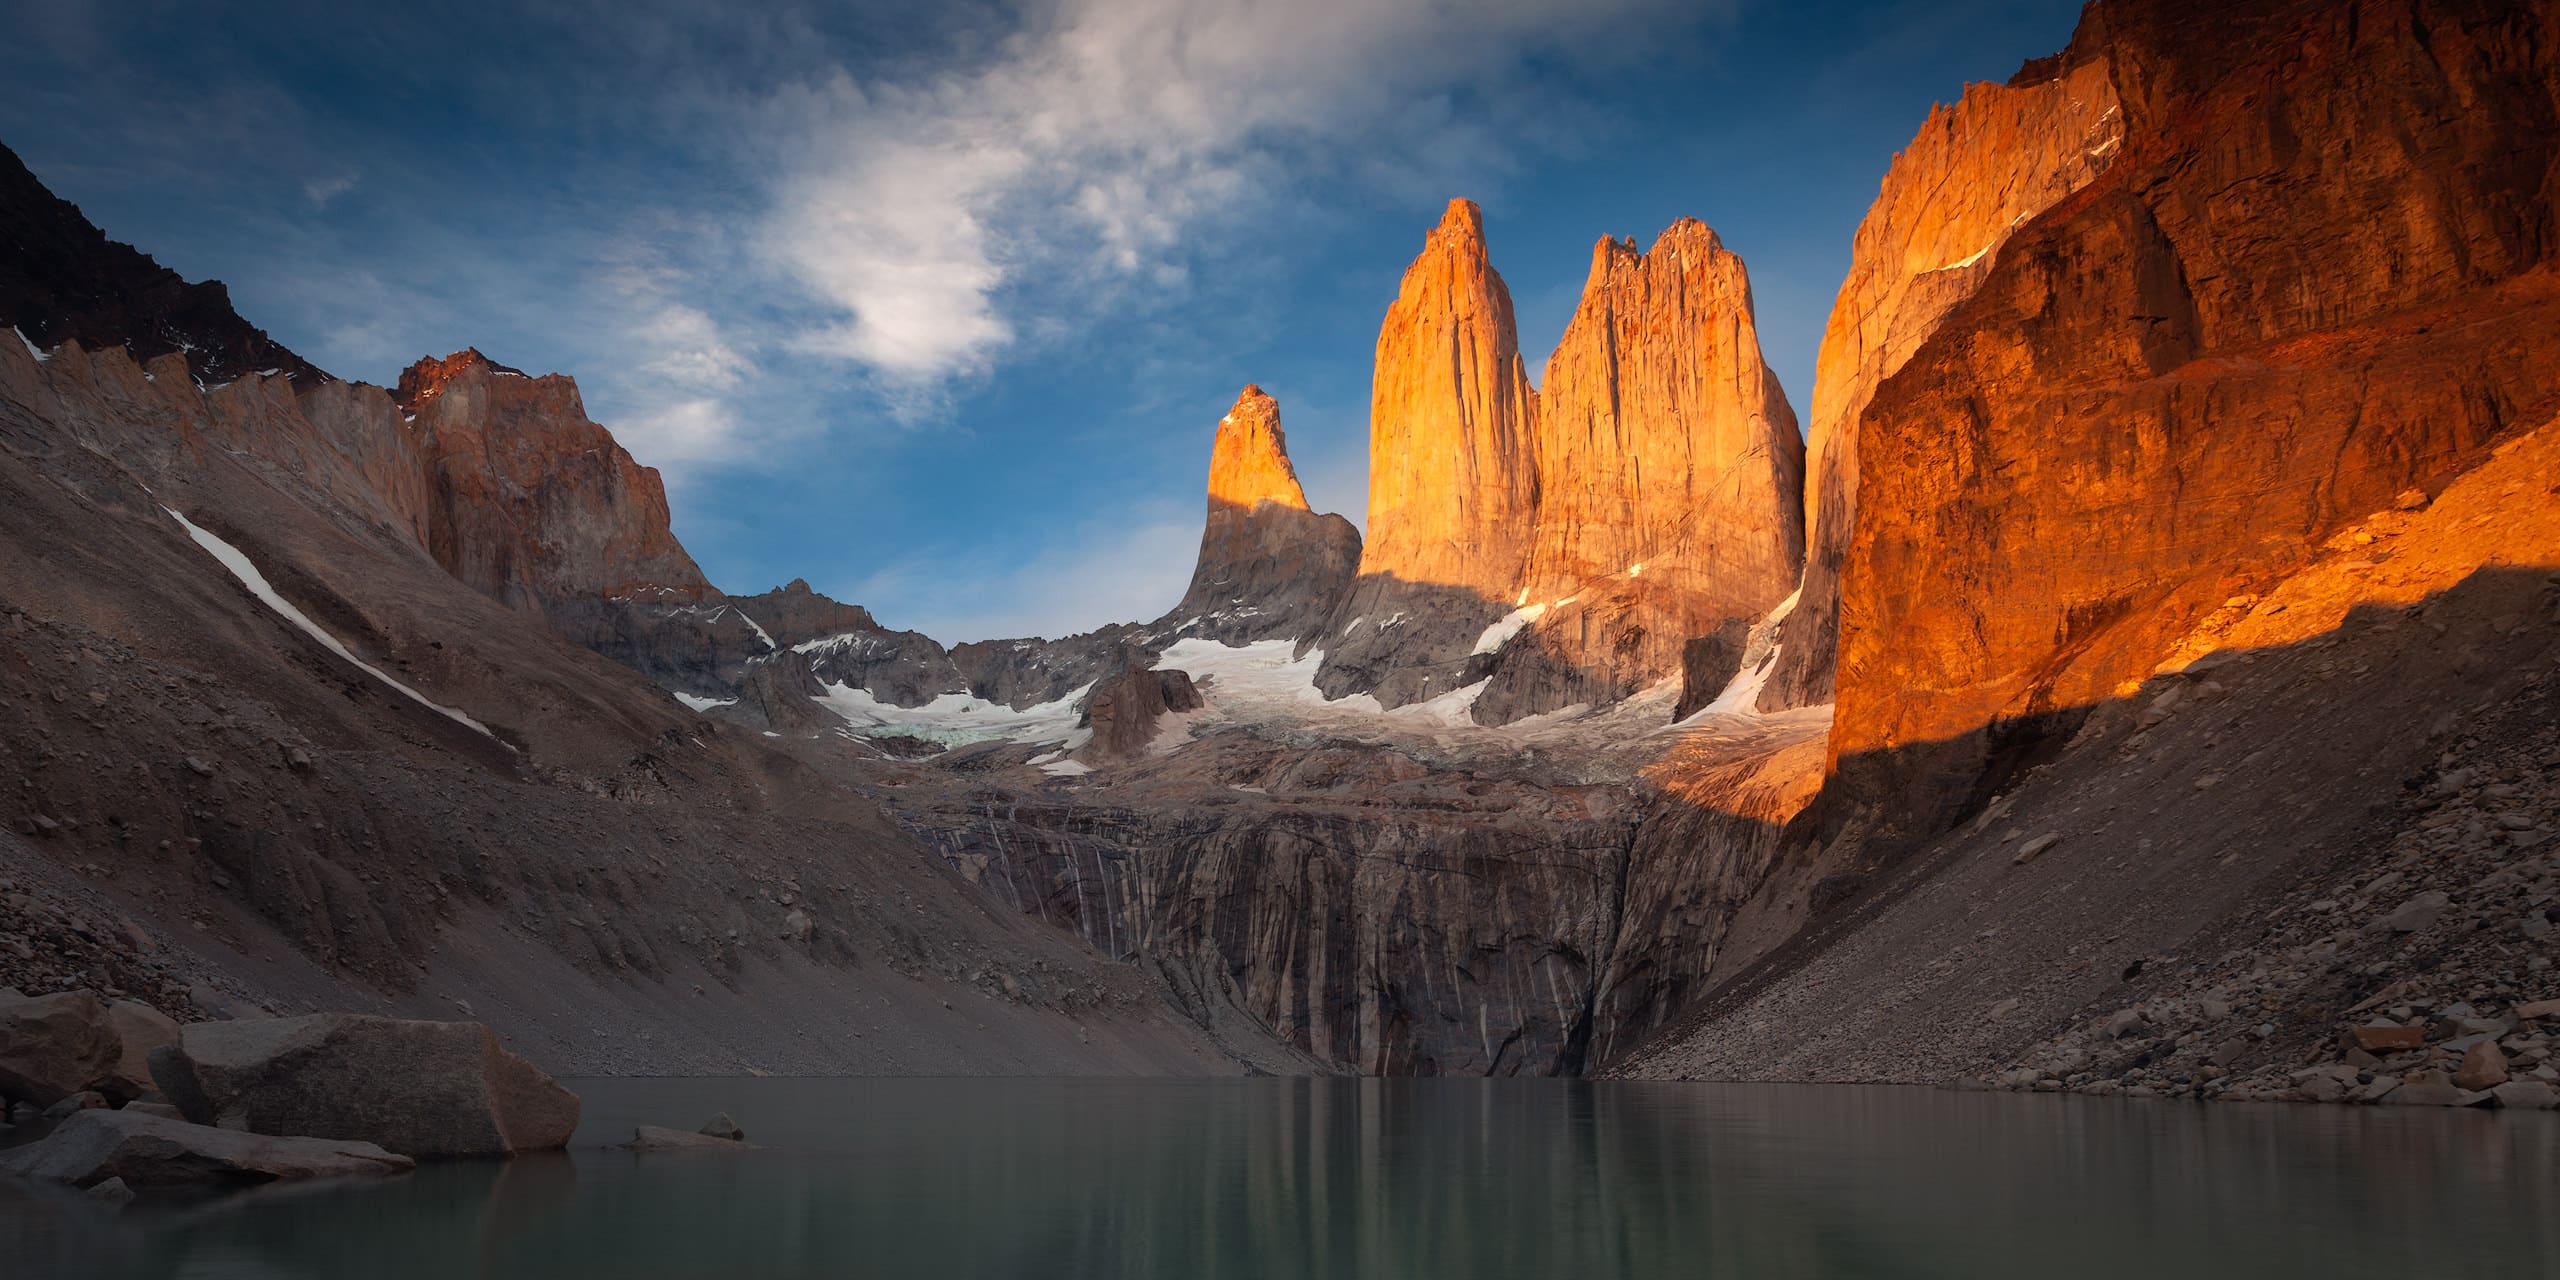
[13,327,51,362]
[812,680,1092,747]
[1930,243,1993,274]
[1040,759,1094,777]
[1470,602,1551,655]
[674,692,736,712]
[719,605,775,651]
[1678,587,1803,723]
[163,508,499,741]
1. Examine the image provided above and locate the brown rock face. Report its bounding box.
[395,349,710,611]
[1476,222,1804,721]
[1318,199,1541,706]
[1829,0,2560,833]
[1170,385,1361,644]
[1761,55,2123,712]
[1077,665,1205,762]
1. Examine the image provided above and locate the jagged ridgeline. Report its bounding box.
[2,0,2557,1090]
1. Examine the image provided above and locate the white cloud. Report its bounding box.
[758,0,1700,386]
[613,398,750,470]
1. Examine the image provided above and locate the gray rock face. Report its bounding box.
[802,627,970,708]
[896,735,1646,1075]
[730,578,882,648]
[0,1107,412,1188]
[151,1014,579,1158]
[1671,621,1752,721]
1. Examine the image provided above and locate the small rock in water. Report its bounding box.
[2384,1071,2467,1107]
[628,1124,754,1152]
[86,1176,135,1203]
[699,1112,745,1142]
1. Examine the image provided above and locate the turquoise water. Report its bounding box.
[4,1078,2555,1278]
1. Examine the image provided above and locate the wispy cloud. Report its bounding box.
[755,0,1705,388]
[301,173,357,208]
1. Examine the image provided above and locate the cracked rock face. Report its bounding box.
[1826,0,2560,830]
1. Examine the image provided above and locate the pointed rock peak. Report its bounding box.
[1424,198,1490,258]
[1208,384,1309,512]
[394,348,532,410]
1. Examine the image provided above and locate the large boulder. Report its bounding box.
[102,1000,180,1101]
[0,1107,412,1189]
[150,1014,580,1158]
[0,988,133,1111]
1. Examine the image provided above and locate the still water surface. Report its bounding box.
[5,1077,2556,1278]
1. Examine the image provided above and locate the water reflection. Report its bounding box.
[3,1079,2553,1279]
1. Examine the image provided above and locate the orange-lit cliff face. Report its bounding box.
[1203,384,1310,513]
[1171,384,1361,644]
[1825,0,2560,831]
[1473,222,1805,721]
[393,349,711,613]
[1320,201,1806,721]
[1357,198,1542,603]
[1759,54,2123,713]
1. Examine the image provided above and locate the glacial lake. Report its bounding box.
[5,1077,2555,1279]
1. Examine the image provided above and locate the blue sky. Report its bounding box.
[2,0,2083,641]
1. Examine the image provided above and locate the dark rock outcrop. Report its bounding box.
[1671,620,1753,721]
[151,1014,579,1158]
[0,141,329,386]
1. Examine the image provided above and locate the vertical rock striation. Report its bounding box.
[1475,222,1804,722]
[1169,385,1361,645]
[1760,55,2124,712]
[1317,199,1542,708]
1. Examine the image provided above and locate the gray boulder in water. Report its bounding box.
[0,1108,412,1189]
[150,1013,580,1158]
